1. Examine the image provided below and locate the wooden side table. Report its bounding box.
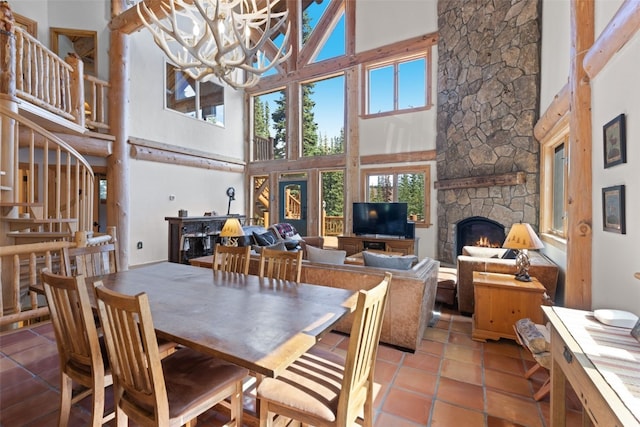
[472,272,545,342]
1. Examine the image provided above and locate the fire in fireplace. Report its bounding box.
[454,216,506,259]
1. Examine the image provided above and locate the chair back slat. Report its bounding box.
[338,272,392,422]
[212,244,251,275]
[258,248,303,283]
[40,269,114,425]
[41,270,101,373]
[94,284,169,422]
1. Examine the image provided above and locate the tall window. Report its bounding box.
[165,63,224,126]
[363,53,431,118]
[253,89,286,160]
[540,126,568,246]
[362,166,430,226]
[302,75,345,157]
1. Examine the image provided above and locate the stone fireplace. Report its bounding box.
[435,0,542,265]
[454,216,506,261]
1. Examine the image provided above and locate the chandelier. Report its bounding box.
[137,0,290,88]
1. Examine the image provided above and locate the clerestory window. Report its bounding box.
[363,52,432,118]
[165,63,224,126]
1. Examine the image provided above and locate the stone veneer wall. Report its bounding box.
[436,0,542,264]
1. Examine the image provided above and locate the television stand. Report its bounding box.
[337,235,418,256]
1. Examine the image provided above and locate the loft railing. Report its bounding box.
[15,26,76,121]
[14,26,110,132]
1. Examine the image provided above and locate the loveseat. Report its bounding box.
[456,246,559,315]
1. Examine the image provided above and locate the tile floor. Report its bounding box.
[0,306,585,426]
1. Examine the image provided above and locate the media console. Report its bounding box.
[337,235,418,256]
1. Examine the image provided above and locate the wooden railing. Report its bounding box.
[284,188,301,219]
[15,26,76,122]
[253,135,274,161]
[14,26,110,132]
[323,215,344,236]
[84,74,110,132]
[0,228,118,329]
[0,106,95,235]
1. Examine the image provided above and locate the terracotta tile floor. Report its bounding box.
[0,306,586,426]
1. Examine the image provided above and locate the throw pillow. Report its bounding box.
[306,245,346,265]
[362,251,418,270]
[252,241,287,254]
[253,230,277,246]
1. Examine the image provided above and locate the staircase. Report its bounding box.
[0,22,108,247]
[0,106,94,245]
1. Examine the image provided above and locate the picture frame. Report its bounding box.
[14,13,37,37]
[602,185,625,234]
[631,317,640,343]
[603,114,626,168]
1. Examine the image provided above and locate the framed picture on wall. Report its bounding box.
[603,114,626,168]
[602,185,625,234]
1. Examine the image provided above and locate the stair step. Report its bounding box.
[0,202,44,207]
[4,218,78,232]
[7,231,73,244]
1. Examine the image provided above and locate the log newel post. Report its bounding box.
[66,53,85,129]
[109,0,131,270]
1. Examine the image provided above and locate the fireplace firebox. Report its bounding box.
[454,216,506,259]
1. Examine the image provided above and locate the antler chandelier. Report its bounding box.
[137,0,290,88]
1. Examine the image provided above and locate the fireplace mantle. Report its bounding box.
[434,172,526,190]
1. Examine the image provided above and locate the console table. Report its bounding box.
[472,272,545,341]
[337,235,417,256]
[165,215,245,264]
[543,306,640,426]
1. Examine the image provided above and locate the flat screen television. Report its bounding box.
[352,202,408,237]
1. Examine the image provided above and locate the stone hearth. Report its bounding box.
[436,0,542,265]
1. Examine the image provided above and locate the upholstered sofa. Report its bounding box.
[241,223,324,255]
[190,252,439,352]
[456,246,559,315]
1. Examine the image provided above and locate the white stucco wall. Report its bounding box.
[590,2,640,314]
[356,0,440,259]
[540,0,640,313]
[539,0,570,113]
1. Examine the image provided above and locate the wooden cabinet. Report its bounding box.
[165,215,245,264]
[337,235,417,256]
[472,272,545,342]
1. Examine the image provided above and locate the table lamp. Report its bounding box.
[220,218,244,247]
[503,222,544,282]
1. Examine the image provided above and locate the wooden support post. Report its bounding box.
[566,0,594,310]
[66,53,85,129]
[108,0,130,270]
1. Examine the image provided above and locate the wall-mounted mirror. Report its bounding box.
[50,27,97,75]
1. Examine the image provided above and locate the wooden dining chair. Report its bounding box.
[63,242,120,277]
[93,284,248,427]
[213,244,251,275]
[40,269,114,427]
[258,247,303,283]
[256,272,392,427]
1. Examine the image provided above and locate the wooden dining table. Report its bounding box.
[36,262,357,378]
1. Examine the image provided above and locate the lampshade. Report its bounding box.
[220,218,244,237]
[503,223,544,250]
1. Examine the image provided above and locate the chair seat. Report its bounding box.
[257,347,345,423]
[157,348,248,418]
